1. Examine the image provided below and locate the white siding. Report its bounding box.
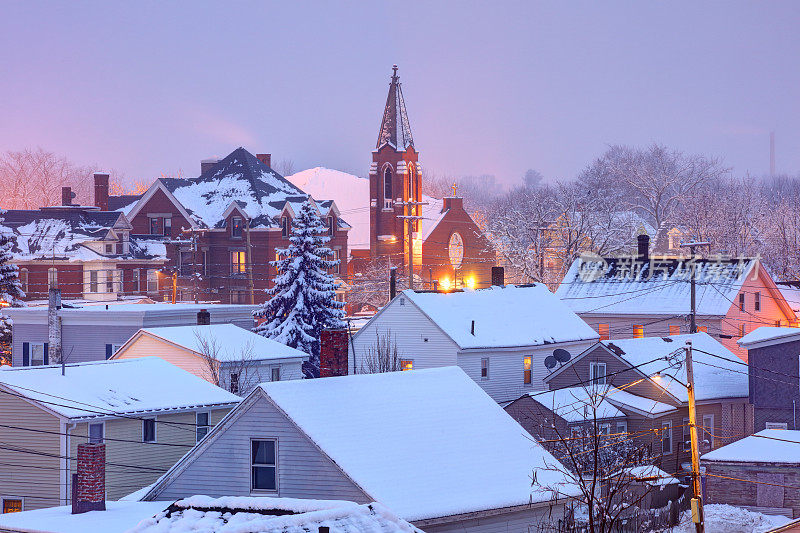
[152,395,369,503]
[219,360,304,395]
[349,296,459,374]
[421,504,566,533]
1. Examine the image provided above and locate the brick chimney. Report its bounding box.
[48,288,62,365]
[94,173,109,211]
[200,158,219,175]
[491,266,505,287]
[72,443,106,514]
[637,234,650,262]
[256,153,271,168]
[61,187,75,206]
[320,329,348,377]
[196,309,211,325]
[443,197,463,212]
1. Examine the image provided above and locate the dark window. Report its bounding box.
[150,218,160,235]
[163,217,172,236]
[105,270,115,293]
[142,419,156,443]
[230,373,239,394]
[327,216,334,236]
[105,243,113,254]
[251,439,277,491]
[196,412,209,442]
[271,367,280,382]
[739,293,745,311]
[180,251,192,276]
[89,271,99,293]
[281,216,290,238]
[231,217,243,238]
[755,292,761,311]
[88,423,104,444]
[481,358,489,379]
[383,167,393,201]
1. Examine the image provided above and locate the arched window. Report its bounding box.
[383,166,393,204]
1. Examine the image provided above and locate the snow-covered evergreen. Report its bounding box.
[254,201,344,378]
[0,210,24,364]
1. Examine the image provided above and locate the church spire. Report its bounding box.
[376,65,414,150]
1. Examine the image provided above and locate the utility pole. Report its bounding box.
[685,340,705,533]
[680,242,710,333]
[192,230,199,304]
[171,271,177,304]
[397,201,425,291]
[245,218,255,305]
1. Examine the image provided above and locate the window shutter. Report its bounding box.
[22,343,29,366]
[105,344,113,360]
[43,343,49,365]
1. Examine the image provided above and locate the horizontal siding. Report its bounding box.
[13,323,142,365]
[0,393,63,511]
[350,296,459,373]
[70,408,230,500]
[153,395,369,503]
[219,360,304,395]
[421,504,566,532]
[115,336,213,382]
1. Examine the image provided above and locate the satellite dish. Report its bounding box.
[544,356,558,369]
[553,348,571,363]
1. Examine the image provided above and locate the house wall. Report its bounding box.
[579,315,722,346]
[748,339,800,431]
[12,323,141,366]
[69,408,230,501]
[703,461,800,518]
[219,359,304,396]
[0,393,64,511]
[150,395,370,503]
[128,188,191,236]
[113,336,214,382]
[420,504,567,533]
[16,262,85,300]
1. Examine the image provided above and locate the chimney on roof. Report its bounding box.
[491,266,505,287]
[61,187,76,206]
[93,173,109,211]
[320,329,348,378]
[256,154,272,168]
[72,443,106,514]
[196,309,211,325]
[637,234,650,263]
[48,288,62,365]
[200,158,219,175]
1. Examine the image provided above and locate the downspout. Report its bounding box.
[65,422,76,505]
[794,400,796,431]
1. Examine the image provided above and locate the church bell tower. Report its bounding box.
[369,65,422,263]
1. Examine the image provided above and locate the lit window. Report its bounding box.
[251,439,277,491]
[89,271,99,293]
[661,421,672,454]
[598,324,610,341]
[142,418,156,443]
[401,360,413,371]
[739,293,745,311]
[2,499,22,513]
[739,324,746,337]
[88,422,104,444]
[231,216,243,238]
[633,325,644,338]
[105,270,115,293]
[231,251,247,274]
[669,325,680,336]
[523,356,532,384]
[589,362,607,385]
[196,412,209,442]
[697,325,708,333]
[481,358,489,380]
[48,268,58,289]
[754,292,761,312]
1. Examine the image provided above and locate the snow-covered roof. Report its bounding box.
[738,326,800,348]
[613,465,679,486]
[286,166,444,252]
[402,285,599,350]
[4,302,256,319]
[556,256,757,316]
[702,429,800,464]
[136,148,347,231]
[259,367,576,521]
[136,324,309,362]
[0,358,240,420]
[605,387,677,415]
[130,496,421,533]
[776,282,800,313]
[528,386,675,422]
[0,501,168,533]
[602,333,748,402]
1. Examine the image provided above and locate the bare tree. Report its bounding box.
[346,258,408,312]
[193,331,261,395]
[274,159,295,177]
[0,148,96,209]
[357,331,401,374]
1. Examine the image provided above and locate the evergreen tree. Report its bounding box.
[254,200,344,377]
[0,210,24,365]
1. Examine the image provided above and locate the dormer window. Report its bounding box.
[105,243,113,254]
[231,216,244,238]
[281,216,290,238]
[327,216,335,236]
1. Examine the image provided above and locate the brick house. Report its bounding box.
[542,333,753,477]
[555,235,797,361]
[702,429,800,518]
[2,189,168,301]
[738,327,800,432]
[106,147,350,305]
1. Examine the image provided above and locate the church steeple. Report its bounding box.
[376,65,414,151]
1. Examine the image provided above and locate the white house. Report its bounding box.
[349,285,599,402]
[139,367,577,532]
[111,323,308,394]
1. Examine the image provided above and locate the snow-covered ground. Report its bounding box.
[669,504,791,532]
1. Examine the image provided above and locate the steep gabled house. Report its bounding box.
[544,333,752,478]
[106,147,350,304]
[140,367,578,532]
[349,285,599,401]
[555,235,797,360]
[2,196,168,301]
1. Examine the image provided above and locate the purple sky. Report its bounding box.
[2,1,799,187]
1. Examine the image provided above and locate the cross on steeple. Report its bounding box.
[451,182,458,197]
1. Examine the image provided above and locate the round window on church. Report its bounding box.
[448,232,464,269]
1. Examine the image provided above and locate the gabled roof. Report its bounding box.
[556,255,758,316]
[130,496,421,533]
[129,323,309,362]
[0,501,168,533]
[0,358,240,420]
[702,429,800,464]
[257,367,576,521]
[527,386,675,422]
[400,285,599,350]
[739,326,800,348]
[376,66,414,151]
